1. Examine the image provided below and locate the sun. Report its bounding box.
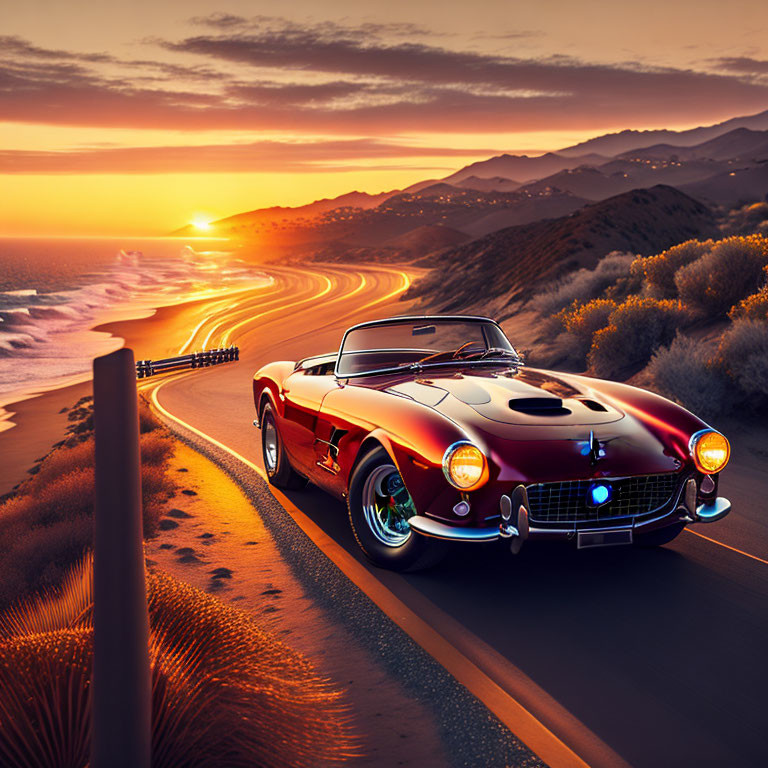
[190,217,213,231]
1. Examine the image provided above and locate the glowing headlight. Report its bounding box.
[690,430,730,474]
[442,441,488,490]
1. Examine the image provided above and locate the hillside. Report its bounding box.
[621,128,768,162]
[169,109,768,263]
[443,152,609,184]
[557,109,768,157]
[173,188,399,236]
[405,186,717,313]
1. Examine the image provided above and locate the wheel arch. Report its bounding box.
[354,430,398,474]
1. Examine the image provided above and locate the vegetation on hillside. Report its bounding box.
[531,233,768,419]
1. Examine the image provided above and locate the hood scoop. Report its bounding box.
[509,397,571,416]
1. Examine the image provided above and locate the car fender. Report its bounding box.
[321,386,473,514]
[253,361,295,420]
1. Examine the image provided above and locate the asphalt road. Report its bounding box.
[145,262,768,768]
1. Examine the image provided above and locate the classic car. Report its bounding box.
[252,315,731,570]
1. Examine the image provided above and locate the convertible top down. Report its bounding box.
[253,315,731,570]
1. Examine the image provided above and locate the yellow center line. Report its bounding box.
[148,378,593,768]
[355,268,411,313]
[220,272,333,347]
[176,281,284,355]
[683,527,768,566]
[199,281,320,351]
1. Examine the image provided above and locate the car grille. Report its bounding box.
[525,473,681,524]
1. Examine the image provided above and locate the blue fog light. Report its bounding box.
[589,483,611,506]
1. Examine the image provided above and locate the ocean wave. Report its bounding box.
[0,243,271,407]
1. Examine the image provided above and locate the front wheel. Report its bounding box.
[261,403,307,490]
[347,447,445,571]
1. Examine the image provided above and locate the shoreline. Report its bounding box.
[0,285,266,496]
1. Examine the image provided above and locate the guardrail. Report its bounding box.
[135,346,239,378]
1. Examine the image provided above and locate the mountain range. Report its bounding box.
[175,109,768,309]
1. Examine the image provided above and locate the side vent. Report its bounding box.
[509,397,571,416]
[580,399,608,413]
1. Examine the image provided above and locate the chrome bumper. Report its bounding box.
[408,496,732,543]
[407,515,500,542]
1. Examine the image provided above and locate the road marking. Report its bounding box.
[149,381,598,768]
[177,280,284,355]
[221,273,333,346]
[684,527,768,566]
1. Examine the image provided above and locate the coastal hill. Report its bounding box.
[172,111,767,301]
[404,185,717,313]
[173,110,768,244]
[441,152,610,185]
[556,108,768,157]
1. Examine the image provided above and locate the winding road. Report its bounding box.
[140,261,768,768]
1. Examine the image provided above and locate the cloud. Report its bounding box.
[0,138,499,174]
[713,57,768,75]
[1,25,767,136]
[188,14,443,41]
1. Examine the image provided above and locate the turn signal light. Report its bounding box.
[690,430,730,474]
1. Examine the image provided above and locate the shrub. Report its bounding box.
[721,201,768,236]
[587,296,687,377]
[674,235,768,318]
[647,335,731,419]
[562,299,617,342]
[729,266,768,320]
[532,252,635,315]
[716,319,768,403]
[631,239,712,298]
[556,298,617,362]
[0,558,356,768]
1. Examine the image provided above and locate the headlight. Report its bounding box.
[689,430,730,474]
[442,441,488,490]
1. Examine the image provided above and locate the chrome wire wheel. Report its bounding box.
[361,463,415,547]
[263,419,278,473]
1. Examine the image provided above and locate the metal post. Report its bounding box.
[92,348,152,768]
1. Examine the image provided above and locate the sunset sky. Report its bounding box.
[2,0,767,236]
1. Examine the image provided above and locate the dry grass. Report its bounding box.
[0,397,176,609]
[0,557,356,768]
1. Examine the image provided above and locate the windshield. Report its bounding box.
[335,317,518,377]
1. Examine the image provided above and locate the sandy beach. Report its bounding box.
[0,289,256,496]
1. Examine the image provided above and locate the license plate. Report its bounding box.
[577,529,633,549]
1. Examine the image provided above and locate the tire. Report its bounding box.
[634,521,686,548]
[260,403,307,490]
[347,447,446,571]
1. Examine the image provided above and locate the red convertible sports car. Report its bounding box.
[252,315,731,570]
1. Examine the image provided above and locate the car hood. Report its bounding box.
[386,368,625,428]
[384,367,684,480]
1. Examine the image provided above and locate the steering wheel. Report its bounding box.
[451,341,486,359]
[418,341,487,364]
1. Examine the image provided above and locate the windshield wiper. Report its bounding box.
[477,347,523,362]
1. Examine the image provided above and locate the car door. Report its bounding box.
[280,370,339,476]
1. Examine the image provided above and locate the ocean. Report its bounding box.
[0,237,271,419]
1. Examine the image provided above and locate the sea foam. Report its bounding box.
[0,243,271,417]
